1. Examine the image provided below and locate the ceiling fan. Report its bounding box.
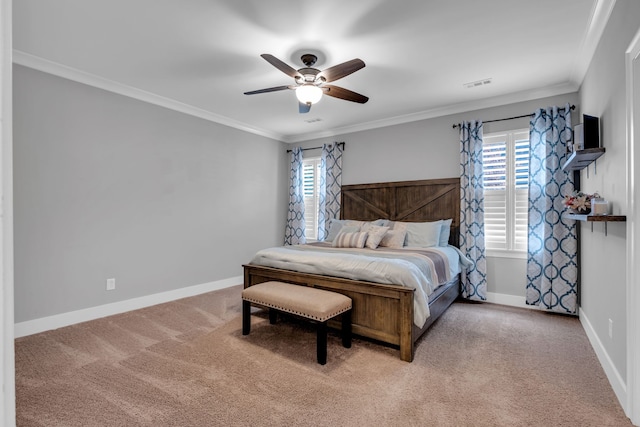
[244,53,369,113]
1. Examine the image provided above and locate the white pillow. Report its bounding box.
[379,230,407,248]
[361,224,389,249]
[344,220,366,229]
[388,221,407,231]
[332,231,369,248]
[404,220,443,248]
[325,219,345,243]
[439,218,453,246]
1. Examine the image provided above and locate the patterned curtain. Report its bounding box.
[459,121,487,300]
[317,143,343,241]
[284,147,306,245]
[526,104,577,314]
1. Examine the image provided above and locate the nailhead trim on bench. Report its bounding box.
[241,281,352,322]
[242,281,353,365]
[241,296,351,322]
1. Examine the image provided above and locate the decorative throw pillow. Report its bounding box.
[404,220,443,248]
[361,224,389,249]
[332,231,369,248]
[379,230,407,248]
[439,218,453,246]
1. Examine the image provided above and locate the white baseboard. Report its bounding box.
[15,286,629,415]
[485,292,538,310]
[486,293,629,418]
[579,307,628,413]
[14,276,242,338]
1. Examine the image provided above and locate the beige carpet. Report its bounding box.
[15,285,631,426]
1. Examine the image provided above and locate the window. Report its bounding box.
[482,129,529,257]
[302,157,321,241]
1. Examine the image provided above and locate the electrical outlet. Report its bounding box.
[106,278,116,291]
[609,319,613,339]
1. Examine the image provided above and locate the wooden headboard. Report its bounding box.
[340,177,460,247]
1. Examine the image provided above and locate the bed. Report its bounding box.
[243,177,463,362]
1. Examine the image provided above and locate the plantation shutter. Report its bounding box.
[302,158,321,240]
[483,130,530,253]
[483,138,508,250]
[513,132,530,251]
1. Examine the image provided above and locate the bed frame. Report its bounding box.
[243,177,461,362]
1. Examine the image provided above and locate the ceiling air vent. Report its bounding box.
[463,78,492,89]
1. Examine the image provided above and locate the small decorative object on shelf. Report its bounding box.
[561,191,626,235]
[591,198,610,215]
[562,191,600,214]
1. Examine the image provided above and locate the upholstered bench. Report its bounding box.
[242,281,352,365]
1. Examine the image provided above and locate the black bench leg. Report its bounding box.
[242,300,251,335]
[342,310,352,348]
[317,321,327,365]
[269,309,277,324]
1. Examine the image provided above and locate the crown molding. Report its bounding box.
[282,81,579,143]
[12,50,285,142]
[570,0,617,86]
[13,49,581,145]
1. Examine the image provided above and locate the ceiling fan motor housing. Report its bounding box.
[244,53,368,113]
[300,54,318,67]
[296,68,321,84]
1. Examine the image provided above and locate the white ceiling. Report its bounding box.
[13,0,613,142]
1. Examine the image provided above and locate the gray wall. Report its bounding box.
[298,93,579,186]
[578,0,640,381]
[297,92,579,299]
[13,65,287,323]
[14,6,637,386]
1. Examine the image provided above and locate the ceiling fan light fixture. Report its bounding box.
[245,53,367,113]
[296,84,323,105]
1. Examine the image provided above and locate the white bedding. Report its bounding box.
[249,244,472,328]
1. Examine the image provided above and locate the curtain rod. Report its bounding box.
[286,142,345,153]
[451,104,576,129]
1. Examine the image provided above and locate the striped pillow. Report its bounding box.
[332,231,369,248]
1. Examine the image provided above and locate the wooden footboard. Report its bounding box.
[243,264,459,362]
[244,177,462,361]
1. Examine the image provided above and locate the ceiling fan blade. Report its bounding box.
[244,85,294,95]
[317,58,365,83]
[322,85,369,104]
[299,102,311,114]
[261,54,303,79]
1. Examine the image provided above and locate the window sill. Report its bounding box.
[486,250,527,260]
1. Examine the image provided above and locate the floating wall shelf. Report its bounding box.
[561,147,606,171]
[563,213,626,236]
[563,213,626,222]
